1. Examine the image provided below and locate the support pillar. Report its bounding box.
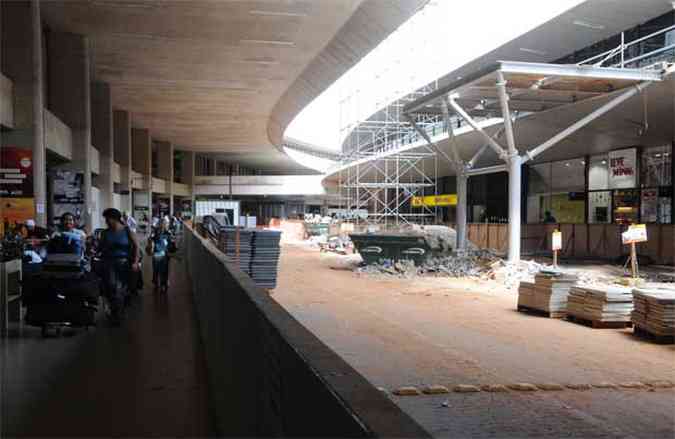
[132,128,152,219]
[1,0,46,226]
[507,155,522,263]
[155,140,174,214]
[48,31,92,230]
[91,82,114,210]
[456,173,468,252]
[113,110,132,214]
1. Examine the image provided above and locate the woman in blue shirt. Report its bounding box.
[99,208,141,326]
[147,219,175,293]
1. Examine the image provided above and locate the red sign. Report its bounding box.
[0,147,34,198]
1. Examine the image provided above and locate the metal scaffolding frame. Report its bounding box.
[337,74,443,226]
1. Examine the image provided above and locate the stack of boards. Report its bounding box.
[221,227,255,274]
[518,270,577,317]
[220,227,282,290]
[632,288,675,337]
[250,230,282,289]
[567,285,633,323]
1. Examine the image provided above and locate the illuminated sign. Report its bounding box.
[411,194,457,207]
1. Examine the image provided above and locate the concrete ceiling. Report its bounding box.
[40,0,427,172]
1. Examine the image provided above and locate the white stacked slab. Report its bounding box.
[518,270,577,316]
[567,285,632,323]
[632,288,675,336]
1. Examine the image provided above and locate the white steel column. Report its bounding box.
[507,154,522,262]
[456,173,468,252]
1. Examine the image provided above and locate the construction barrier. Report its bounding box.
[466,223,674,265]
[183,226,429,438]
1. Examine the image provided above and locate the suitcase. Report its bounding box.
[23,269,100,336]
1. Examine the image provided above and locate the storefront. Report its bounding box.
[526,144,673,225]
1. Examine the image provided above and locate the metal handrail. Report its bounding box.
[578,24,675,67]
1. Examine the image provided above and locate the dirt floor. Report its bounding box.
[273,244,675,438]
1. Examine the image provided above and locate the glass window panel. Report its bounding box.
[550,193,585,224]
[613,189,640,225]
[528,163,551,195]
[588,154,609,190]
[641,189,659,223]
[527,194,551,224]
[641,145,672,188]
[588,191,612,224]
[551,159,585,193]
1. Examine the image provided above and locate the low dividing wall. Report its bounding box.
[183,227,429,438]
[466,223,674,265]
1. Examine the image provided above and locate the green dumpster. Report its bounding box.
[350,233,431,266]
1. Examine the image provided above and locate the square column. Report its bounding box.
[155,140,174,214]
[113,110,132,214]
[132,128,152,219]
[1,0,46,226]
[48,31,93,230]
[91,82,114,210]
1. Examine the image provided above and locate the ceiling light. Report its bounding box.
[519,48,548,56]
[573,19,605,30]
[249,10,307,18]
[601,160,607,165]
[238,58,280,65]
[240,39,295,47]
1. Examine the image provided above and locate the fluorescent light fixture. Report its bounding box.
[519,47,548,56]
[573,19,605,30]
[249,10,307,18]
[240,39,295,47]
[238,58,280,65]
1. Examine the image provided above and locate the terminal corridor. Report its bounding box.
[1,256,215,437]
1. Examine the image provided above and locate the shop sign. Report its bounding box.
[622,224,648,244]
[412,194,457,207]
[608,148,637,189]
[551,230,562,251]
[0,147,33,198]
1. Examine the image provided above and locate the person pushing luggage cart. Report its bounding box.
[98,208,141,326]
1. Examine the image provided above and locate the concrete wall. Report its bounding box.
[193,175,326,196]
[44,109,73,160]
[0,73,13,128]
[183,227,429,438]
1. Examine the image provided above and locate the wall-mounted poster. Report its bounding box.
[0,147,33,198]
[608,148,637,189]
[52,170,85,224]
[0,147,35,232]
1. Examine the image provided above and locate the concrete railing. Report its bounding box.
[183,226,429,438]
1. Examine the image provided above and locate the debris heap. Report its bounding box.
[632,288,675,336]
[518,270,577,316]
[567,285,633,323]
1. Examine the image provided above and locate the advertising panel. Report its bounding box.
[0,147,33,198]
[608,148,637,189]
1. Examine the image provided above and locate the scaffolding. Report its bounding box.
[337,59,450,226]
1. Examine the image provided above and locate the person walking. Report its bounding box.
[146,218,176,294]
[98,208,141,326]
[123,211,138,233]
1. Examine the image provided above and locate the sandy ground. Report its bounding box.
[273,244,675,438]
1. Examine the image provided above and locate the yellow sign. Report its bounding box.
[412,194,457,207]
